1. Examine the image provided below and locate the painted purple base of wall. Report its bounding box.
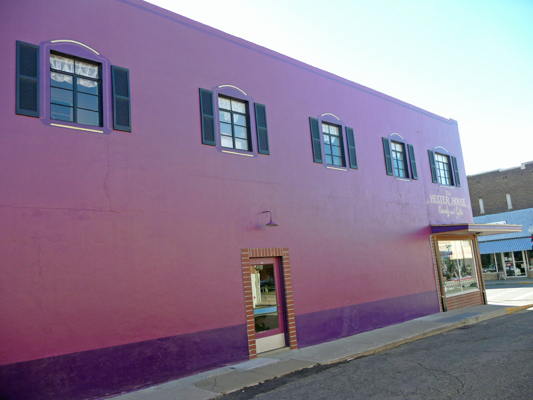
[295,290,440,348]
[0,324,248,400]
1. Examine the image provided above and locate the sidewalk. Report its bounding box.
[108,303,531,400]
[484,276,533,287]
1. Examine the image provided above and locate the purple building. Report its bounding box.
[0,1,520,399]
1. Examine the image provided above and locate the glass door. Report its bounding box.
[503,252,516,277]
[514,251,526,277]
[251,258,286,353]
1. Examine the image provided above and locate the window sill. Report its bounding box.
[444,287,480,298]
[326,165,348,172]
[49,121,105,134]
[221,149,254,157]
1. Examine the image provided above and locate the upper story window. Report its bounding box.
[391,141,408,178]
[50,53,101,127]
[218,96,250,151]
[15,40,131,133]
[309,115,357,170]
[428,148,460,187]
[434,153,453,185]
[382,135,417,180]
[322,122,345,167]
[199,87,269,156]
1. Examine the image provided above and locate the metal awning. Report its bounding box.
[479,238,533,254]
[430,223,522,237]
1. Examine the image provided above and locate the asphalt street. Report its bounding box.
[221,309,533,400]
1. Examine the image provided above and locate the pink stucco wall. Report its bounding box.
[0,0,472,368]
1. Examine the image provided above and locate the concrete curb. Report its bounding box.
[506,304,533,314]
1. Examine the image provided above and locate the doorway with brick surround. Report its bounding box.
[241,248,297,358]
[250,258,285,353]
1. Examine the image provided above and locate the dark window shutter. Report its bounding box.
[16,41,40,117]
[199,89,215,146]
[382,137,393,176]
[254,103,269,155]
[111,66,131,132]
[428,150,438,183]
[407,144,418,180]
[452,156,461,187]
[309,118,322,163]
[345,127,358,169]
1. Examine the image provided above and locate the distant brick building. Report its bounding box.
[467,162,533,280]
[468,161,533,217]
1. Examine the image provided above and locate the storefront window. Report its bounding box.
[439,240,479,296]
[527,250,533,271]
[481,253,500,273]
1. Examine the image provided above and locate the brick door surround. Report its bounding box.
[241,248,297,359]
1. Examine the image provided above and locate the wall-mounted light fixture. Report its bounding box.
[262,211,278,227]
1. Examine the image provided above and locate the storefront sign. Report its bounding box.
[427,190,470,220]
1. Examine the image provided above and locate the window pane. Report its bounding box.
[233,113,246,126]
[221,136,233,148]
[329,125,339,136]
[333,156,342,166]
[234,126,247,139]
[331,136,338,146]
[77,78,99,95]
[322,124,330,133]
[77,109,99,126]
[324,144,332,155]
[235,138,248,150]
[218,97,231,110]
[77,93,99,111]
[220,122,232,136]
[325,155,333,165]
[51,87,73,107]
[75,60,99,78]
[50,72,73,90]
[231,100,246,113]
[439,240,479,296]
[50,54,74,73]
[51,104,73,122]
[323,135,330,144]
[219,110,231,123]
[332,146,340,156]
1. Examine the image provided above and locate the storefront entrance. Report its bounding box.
[250,258,287,353]
[502,251,527,277]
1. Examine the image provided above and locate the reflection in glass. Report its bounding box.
[218,97,231,110]
[233,114,246,126]
[77,109,99,126]
[235,138,248,150]
[439,240,479,295]
[77,78,98,95]
[51,87,73,107]
[221,136,233,148]
[252,264,279,333]
[234,126,246,139]
[231,100,246,113]
[77,93,99,111]
[51,104,73,122]
[51,72,73,90]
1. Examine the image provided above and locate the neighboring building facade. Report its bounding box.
[0,1,519,399]
[468,162,533,280]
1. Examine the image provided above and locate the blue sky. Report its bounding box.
[147,0,533,175]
